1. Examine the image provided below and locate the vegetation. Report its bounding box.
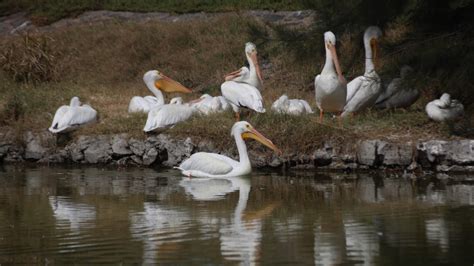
[0,1,473,151]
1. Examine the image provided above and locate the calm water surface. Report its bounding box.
[0,166,473,265]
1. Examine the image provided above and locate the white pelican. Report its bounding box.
[342,26,383,117]
[425,93,464,122]
[191,94,231,115]
[224,42,263,90]
[314,31,347,122]
[128,70,191,113]
[271,94,313,115]
[376,66,419,109]
[175,121,280,178]
[49,96,97,134]
[221,81,265,120]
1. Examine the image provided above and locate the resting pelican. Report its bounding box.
[142,71,193,133]
[314,31,346,122]
[175,121,280,178]
[129,70,190,113]
[271,94,313,115]
[376,66,419,109]
[221,81,265,120]
[49,96,97,134]
[192,94,231,115]
[426,93,464,122]
[224,42,263,90]
[342,26,383,117]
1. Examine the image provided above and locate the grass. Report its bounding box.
[0,0,305,25]
[0,14,471,155]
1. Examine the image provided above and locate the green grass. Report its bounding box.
[0,0,305,24]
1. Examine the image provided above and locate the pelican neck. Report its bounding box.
[364,38,375,74]
[234,132,251,170]
[321,46,335,75]
[145,79,165,105]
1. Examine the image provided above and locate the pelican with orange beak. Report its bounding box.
[343,26,383,117]
[315,31,347,122]
[224,42,264,90]
[141,70,196,133]
[129,70,192,113]
[175,121,280,178]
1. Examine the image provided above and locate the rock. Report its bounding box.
[111,134,132,157]
[157,135,194,167]
[24,131,54,161]
[417,140,474,167]
[377,141,413,166]
[131,155,143,165]
[83,136,112,164]
[38,149,68,164]
[357,140,379,166]
[142,147,158,166]
[129,138,146,156]
[313,144,333,166]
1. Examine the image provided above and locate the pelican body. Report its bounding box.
[49,97,97,134]
[225,42,263,90]
[376,66,419,109]
[142,70,193,133]
[315,31,347,121]
[176,121,280,178]
[221,81,265,119]
[192,94,231,115]
[272,94,313,115]
[426,93,464,122]
[343,26,383,117]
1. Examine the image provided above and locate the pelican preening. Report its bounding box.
[224,42,264,90]
[175,121,280,178]
[49,97,97,134]
[192,94,231,115]
[426,93,464,122]
[376,66,419,109]
[129,70,192,113]
[342,26,383,117]
[315,31,347,122]
[272,94,313,115]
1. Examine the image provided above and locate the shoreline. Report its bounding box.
[1,129,472,173]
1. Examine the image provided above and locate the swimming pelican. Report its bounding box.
[425,93,464,122]
[224,42,263,90]
[271,94,313,115]
[376,66,419,109]
[315,31,347,122]
[221,81,265,120]
[342,26,383,117]
[129,70,191,113]
[49,96,97,134]
[175,121,280,178]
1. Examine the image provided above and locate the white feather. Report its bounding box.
[49,97,97,134]
[144,104,195,133]
[221,81,265,113]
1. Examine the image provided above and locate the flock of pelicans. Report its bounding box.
[48,26,465,178]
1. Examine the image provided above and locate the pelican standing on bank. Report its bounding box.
[315,31,347,122]
[175,121,280,178]
[342,26,383,117]
[142,71,194,133]
[375,65,419,109]
[224,42,264,90]
[221,81,265,120]
[272,94,313,115]
[49,96,97,134]
[425,93,464,122]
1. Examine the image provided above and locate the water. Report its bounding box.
[0,166,473,265]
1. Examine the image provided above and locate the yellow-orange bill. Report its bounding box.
[250,52,264,85]
[370,38,378,66]
[155,75,192,93]
[242,128,281,154]
[328,44,345,83]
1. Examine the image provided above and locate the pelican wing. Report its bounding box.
[346,76,364,103]
[299,100,314,113]
[49,105,97,133]
[50,105,69,130]
[144,104,194,132]
[221,81,265,113]
[179,152,236,175]
[375,78,400,105]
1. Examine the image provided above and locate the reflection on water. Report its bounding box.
[0,166,473,265]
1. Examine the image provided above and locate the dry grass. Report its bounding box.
[0,15,468,154]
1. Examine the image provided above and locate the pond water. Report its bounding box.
[0,166,473,265]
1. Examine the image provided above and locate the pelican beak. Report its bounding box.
[155,75,192,94]
[242,127,281,154]
[327,43,345,84]
[370,38,379,69]
[249,52,264,85]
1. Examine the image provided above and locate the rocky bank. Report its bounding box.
[0,129,473,172]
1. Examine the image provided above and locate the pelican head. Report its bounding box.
[170,97,183,105]
[323,31,343,79]
[245,42,263,84]
[439,93,451,106]
[143,70,192,94]
[364,26,382,60]
[231,121,280,154]
[70,96,81,107]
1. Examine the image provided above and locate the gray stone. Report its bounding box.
[313,145,332,166]
[129,138,146,156]
[131,155,143,165]
[83,137,112,164]
[377,141,413,166]
[417,140,474,167]
[157,135,195,167]
[142,147,158,166]
[111,134,132,156]
[357,140,379,166]
[24,131,54,161]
